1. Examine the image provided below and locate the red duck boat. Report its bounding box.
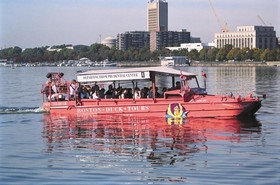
[41,67,264,118]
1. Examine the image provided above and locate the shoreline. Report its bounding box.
[1,61,279,68]
[117,61,280,67]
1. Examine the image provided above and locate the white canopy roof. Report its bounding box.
[76,66,196,83]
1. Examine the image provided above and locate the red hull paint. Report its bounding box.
[42,68,263,119]
[44,94,261,118]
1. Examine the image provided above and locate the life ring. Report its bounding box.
[165,103,187,118]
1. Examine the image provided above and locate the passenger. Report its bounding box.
[92,89,100,99]
[80,86,89,99]
[147,87,152,98]
[184,88,194,102]
[169,81,181,90]
[93,82,99,91]
[120,88,128,99]
[69,79,78,100]
[111,89,120,99]
[155,87,161,98]
[44,81,54,100]
[105,84,114,98]
[140,87,149,98]
[160,87,168,98]
[99,88,106,99]
[57,86,68,101]
[88,86,94,99]
[126,88,133,98]
[47,82,60,101]
[147,87,160,98]
[51,82,58,94]
[134,87,141,99]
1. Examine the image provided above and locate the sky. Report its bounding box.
[0,0,279,49]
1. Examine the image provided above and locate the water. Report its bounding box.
[0,66,279,185]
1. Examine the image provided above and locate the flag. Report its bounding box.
[202,71,207,79]
[180,71,183,79]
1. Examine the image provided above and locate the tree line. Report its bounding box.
[0,43,279,63]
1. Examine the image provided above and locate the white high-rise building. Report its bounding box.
[215,26,277,49]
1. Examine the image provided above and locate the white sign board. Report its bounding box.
[77,71,150,82]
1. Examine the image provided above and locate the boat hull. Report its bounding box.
[43,95,262,118]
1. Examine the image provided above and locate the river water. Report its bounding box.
[0,66,279,185]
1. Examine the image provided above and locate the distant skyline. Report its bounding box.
[0,0,279,49]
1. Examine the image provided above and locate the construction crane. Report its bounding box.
[257,15,272,26]
[257,15,266,26]
[208,0,228,32]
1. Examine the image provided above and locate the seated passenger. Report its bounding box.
[134,87,141,99]
[169,81,181,90]
[147,87,160,98]
[92,89,100,99]
[99,88,105,99]
[105,85,114,98]
[57,87,68,101]
[44,81,53,99]
[160,87,167,98]
[111,89,120,99]
[120,88,128,99]
[80,86,89,99]
[126,88,133,98]
[140,87,149,98]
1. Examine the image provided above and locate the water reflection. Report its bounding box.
[42,114,261,166]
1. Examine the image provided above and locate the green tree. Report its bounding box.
[189,49,199,61]
[260,49,270,61]
[198,48,208,61]
[267,48,277,61]
[207,48,219,61]
[240,48,252,61]
[216,44,232,61]
[251,48,263,61]
[226,48,241,61]
[276,48,280,61]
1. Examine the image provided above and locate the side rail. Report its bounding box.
[41,81,75,103]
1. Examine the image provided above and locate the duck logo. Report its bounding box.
[165,103,188,119]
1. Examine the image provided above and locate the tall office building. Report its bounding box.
[148,0,168,51]
[147,0,168,32]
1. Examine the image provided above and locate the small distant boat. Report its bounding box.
[96,59,117,67]
[41,67,265,118]
[160,56,190,66]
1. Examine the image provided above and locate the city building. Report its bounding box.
[166,42,215,52]
[150,30,191,51]
[215,26,277,49]
[101,36,116,48]
[116,31,150,51]
[147,0,168,32]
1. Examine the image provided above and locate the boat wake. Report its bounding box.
[0,106,45,114]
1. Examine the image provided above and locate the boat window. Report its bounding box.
[187,77,199,88]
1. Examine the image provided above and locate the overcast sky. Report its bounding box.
[0,0,279,49]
